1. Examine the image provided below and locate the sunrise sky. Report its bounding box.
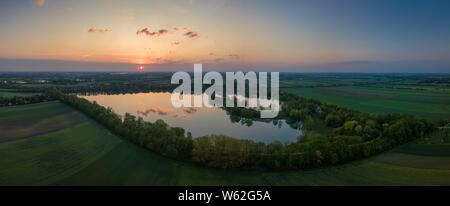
[0,0,449,72]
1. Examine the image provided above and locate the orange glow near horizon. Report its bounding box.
[0,0,347,69]
[2,0,449,72]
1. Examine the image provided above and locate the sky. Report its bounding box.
[0,0,449,72]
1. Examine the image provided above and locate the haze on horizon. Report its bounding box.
[0,0,449,73]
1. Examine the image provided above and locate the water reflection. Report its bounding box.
[80,92,301,144]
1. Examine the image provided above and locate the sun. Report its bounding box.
[138,65,144,71]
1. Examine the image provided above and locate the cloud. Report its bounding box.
[136,28,149,35]
[174,27,190,31]
[88,27,112,34]
[35,0,46,7]
[158,29,169,35]
[227,54,239,58]
[98,29,113,34]
[210,54,239,63]
[137,27,200,39]
[184,31,199,38]
[184,108,198,114]
[136,28,171,37]
[137,107,197,119]
[137,107,174,117]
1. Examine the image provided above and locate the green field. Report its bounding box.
[1,102,449,186]
[0,101,86,142]
[282,86,450,120]
[57,139,450,186]
[0,91,41,97]
[0,121,120,185]
[393,143,450,157]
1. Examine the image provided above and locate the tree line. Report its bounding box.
[1,81,175,96]
[56,82,175,95]
[46,87,438,169]
[45,87,193,160]
[0,94,54,107]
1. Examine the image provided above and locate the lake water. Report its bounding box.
[80,92,301,143]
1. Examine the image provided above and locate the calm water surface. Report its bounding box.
[80,92,301,143]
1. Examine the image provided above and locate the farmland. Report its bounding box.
[0,101,86,142]
[281,74,450,120]
[0,121,120,185]
[57,139,450,186]
[0,73,449,186]
[1,102,449,186]
[0,91,40,97]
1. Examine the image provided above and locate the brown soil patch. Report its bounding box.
[0,111,87,142]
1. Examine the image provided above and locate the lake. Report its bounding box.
[80,92,301,143]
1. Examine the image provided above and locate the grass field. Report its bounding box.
[0,91,41,97]
[0,101,87,142]
[57,139,450,186]
[282,86,450,120]
[0,121,121,185]
[371,133,450,170]
[0,101,72,121]
[393,143,450,157]
[1,102,449,186]
[371,152,450,170]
